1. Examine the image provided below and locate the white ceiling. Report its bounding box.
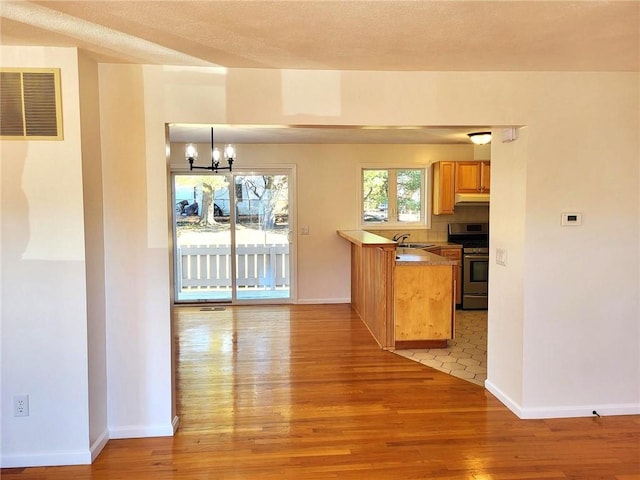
[2,1,638,71]
[2,0,637,144]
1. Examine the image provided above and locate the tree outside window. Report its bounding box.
[362,168,425,225]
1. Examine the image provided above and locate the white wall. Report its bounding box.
[1,57,638,468]
[98,64,175,438]
[486,74,639,417]
[486,128,528,408]
[519,75,639,417]
[78,51,109,459]
[0,47,91,466]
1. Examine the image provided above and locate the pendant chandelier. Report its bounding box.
[185,127,236,172]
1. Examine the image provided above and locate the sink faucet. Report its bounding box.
[392,233,410,244]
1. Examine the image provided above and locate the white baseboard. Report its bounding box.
[485,379,640,419]
[171,415,180,433]
[90,428,109,462]
[1,449,91,468]
[1,421,175,468]
[296,298,351,304]
[484,379,523,417]
[108,422,176,439]
[519,403,640,419]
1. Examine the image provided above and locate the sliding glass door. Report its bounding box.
[173,171,292,303]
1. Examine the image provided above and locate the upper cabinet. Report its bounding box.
[432,161,491,215]
[455,161,491,193]
[481,162,491,192]
[432,161,455,215]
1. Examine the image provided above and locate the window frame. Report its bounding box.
[358,164,431,229]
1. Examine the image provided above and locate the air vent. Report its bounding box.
[0,68,63,140]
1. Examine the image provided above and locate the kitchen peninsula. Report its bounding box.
[337,230,457,350]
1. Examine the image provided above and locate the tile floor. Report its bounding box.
[394,310,488,386]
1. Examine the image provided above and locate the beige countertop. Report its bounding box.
[425,242,462,249]
[337,230,396,247]
[337,231,461,249]
[337,230,459,266]
[395,248,457,266]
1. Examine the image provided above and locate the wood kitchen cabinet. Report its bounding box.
[429,246,462,306]
[455,161,491,193]
[339,230,458,351]
[432,161,455,215]
[395,264,455,349]
[337,230,397,349]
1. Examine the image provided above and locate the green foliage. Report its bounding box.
[397,169,422,213]
[363,170,388,210]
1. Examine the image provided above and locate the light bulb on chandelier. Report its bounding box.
[185,127,236,172]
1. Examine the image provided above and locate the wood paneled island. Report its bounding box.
[338,230,457,350]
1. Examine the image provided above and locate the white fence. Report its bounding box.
[178,244,290,291]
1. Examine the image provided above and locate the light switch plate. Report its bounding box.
[496,248,508,266]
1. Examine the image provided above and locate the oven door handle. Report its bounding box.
[464,254,489,260]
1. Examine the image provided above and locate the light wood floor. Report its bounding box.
[3,304,639,479]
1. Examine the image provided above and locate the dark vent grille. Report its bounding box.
[23,72,58,137]
[0,72,24,136]
[0,69,62,139]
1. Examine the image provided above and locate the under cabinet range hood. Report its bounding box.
[454,192,490,205]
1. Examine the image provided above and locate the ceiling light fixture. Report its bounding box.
[468,132,492,145]
[185,127,236,172]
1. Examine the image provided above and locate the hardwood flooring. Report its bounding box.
[3,304,639,479]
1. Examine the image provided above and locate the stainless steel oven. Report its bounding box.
[462,250,489,309]
[448,223,489,310]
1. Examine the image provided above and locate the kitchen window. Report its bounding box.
[361,167,427,227]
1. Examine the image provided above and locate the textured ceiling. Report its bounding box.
[2,1,638,71]
[1,1,637,144]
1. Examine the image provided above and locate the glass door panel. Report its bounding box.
[233,174,290,301]
[173,172,291,303]
[174,174,232,302]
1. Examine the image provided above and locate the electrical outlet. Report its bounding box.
[13,395,29,417]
